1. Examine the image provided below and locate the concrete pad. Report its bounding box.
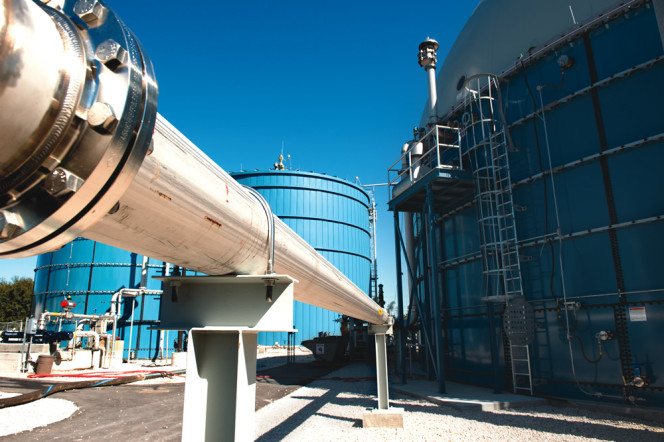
[0,353,22,373]
[171,351,187,368]
[392,380,548,411]
[362,407,404,428]
[56,350,100,371]
[0,344,49,354]
[0,351,49,373]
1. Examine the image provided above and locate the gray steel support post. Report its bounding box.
[418,212,435,380]
[426,185,446,394]
[157,275,297,442]
[369,323,394,410]
[393,211,407,385]
[363,322,403,429]
[182,329,258,441]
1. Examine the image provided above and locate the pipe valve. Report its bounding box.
[595,330,614,341]
[60,295,76,312]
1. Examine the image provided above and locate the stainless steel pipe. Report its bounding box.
[86,116,388,323]
[0,0,388,325]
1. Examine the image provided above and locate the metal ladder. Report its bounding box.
[461,75,533,394]
[510,344,533,395]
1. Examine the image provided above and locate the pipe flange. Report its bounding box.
[0,0,158,257]
[0,3,87,201]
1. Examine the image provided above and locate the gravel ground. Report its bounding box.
[2,356,664,440]
[255,364,664,441]
[0,349,311,438]
[0,395,77,437]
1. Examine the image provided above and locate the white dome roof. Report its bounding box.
[420,0,622,126]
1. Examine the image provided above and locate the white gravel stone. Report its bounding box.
[255,364,664,441]
[0,394,78,436]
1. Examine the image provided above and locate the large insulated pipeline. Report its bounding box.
[0,0,388,325]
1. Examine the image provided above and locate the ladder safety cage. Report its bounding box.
[460,75,533,394]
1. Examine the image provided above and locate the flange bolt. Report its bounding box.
[74,0,107,25]
[96,39,128,71]
[87,102,118,134]
[0,210,24,240]
[44,168,84,197]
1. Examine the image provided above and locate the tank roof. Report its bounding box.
[420,0,623,126]
[230,169,369,194]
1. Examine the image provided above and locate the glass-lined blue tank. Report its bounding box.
[33,238,168,359]
[232,169,372,346]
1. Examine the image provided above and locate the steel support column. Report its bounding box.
[369,323,394,409]
[393,212,408,385]
[183,329,258,442]
[363,322,403,429]
[426,185,446,394]
[419,212,435,380]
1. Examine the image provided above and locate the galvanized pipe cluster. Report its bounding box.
[0,0,388,325]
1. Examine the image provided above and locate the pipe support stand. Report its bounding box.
[369,323,393,410]
[158,275,296,442]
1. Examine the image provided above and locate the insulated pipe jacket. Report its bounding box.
[0,0,388,325]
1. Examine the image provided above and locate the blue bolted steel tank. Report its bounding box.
[390,0,664,405]
[231,169,372,346]
[33,238,169,359]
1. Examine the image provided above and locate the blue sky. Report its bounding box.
[1,0,479,306]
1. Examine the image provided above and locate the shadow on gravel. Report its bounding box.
[257,388,341,441]
[256,367,664,442]
[257,379,377,440]
[255,361,343,411]
[390,396,664,441]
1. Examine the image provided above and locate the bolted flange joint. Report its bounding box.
[0,0,158,258]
